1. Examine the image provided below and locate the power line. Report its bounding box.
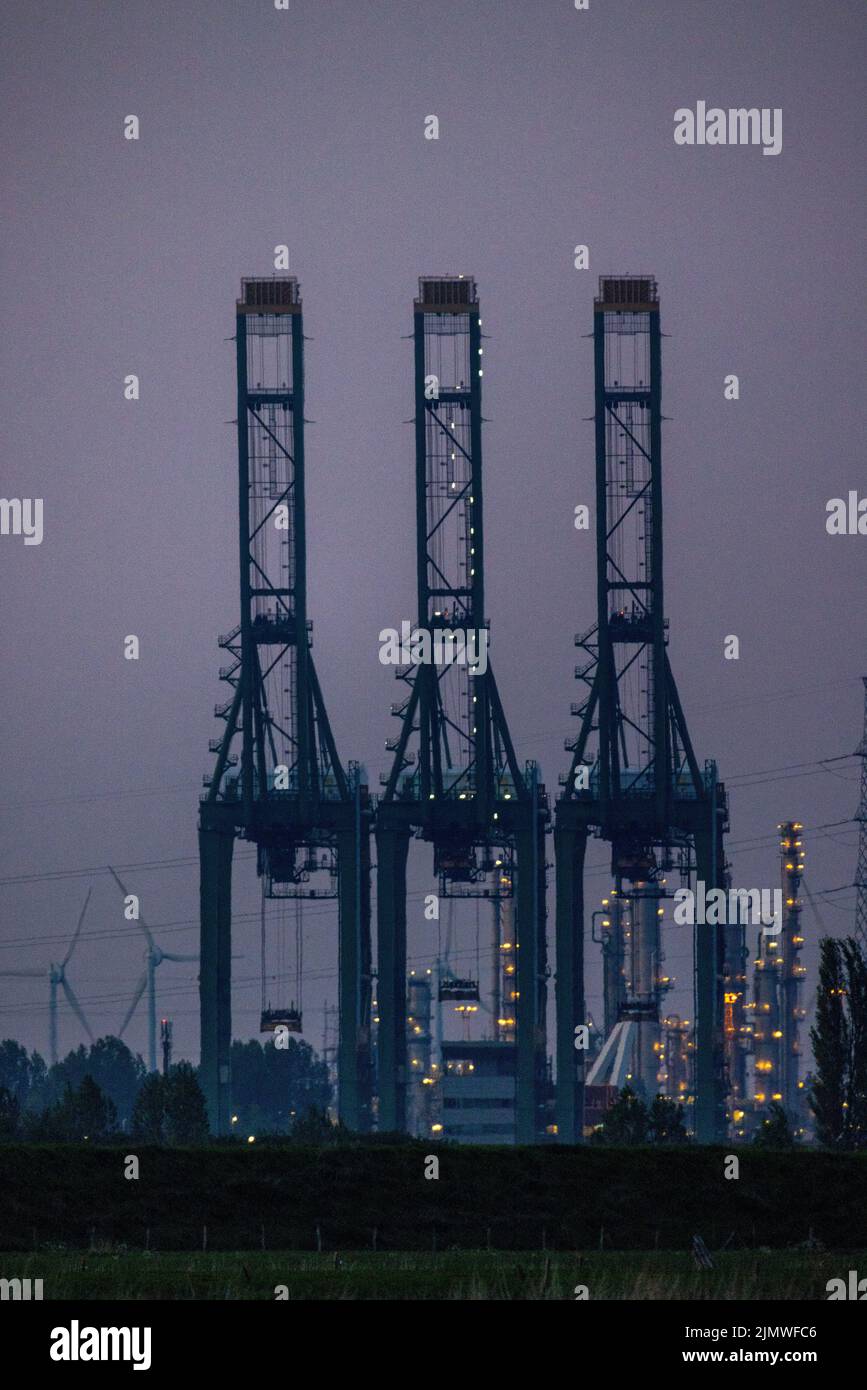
[726,754,856,788]
[0,853,229,888]
[4,677,862,816]
[0,757,855,892]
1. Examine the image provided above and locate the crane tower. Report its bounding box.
[376,277,549,1143]
[199,277,373,1135]
[555,276,730,1143]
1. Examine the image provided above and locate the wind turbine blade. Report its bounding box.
[118,972,148,1038]
[0,969,43,978]
[160,952,198,963]
[107,865,155,949]
[62,886,93,968]
[61,977,94,1042]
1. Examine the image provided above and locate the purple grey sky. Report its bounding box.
[1,0,865,1069]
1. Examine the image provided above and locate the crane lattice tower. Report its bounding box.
[555,275,730,1143]
[376,277,549,1143]
[199,277,373,1135]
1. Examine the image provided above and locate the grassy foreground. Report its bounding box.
[0,1249,851,1300]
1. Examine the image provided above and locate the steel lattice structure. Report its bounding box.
[199,277,372,1135]
[376,277,549,1143]
[555,276,730,1144]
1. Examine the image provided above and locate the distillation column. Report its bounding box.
[779,820,806,1127]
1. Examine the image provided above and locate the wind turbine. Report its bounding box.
[0,888,94,1065]
[108,867,197,1073]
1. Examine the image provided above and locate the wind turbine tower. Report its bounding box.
[109,867,197,1073]
[0,888,94,1065]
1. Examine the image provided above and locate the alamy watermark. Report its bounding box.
[0,1277,43,1300]
[0,497,43,545]
[674,102,782,156]
[50,1321,151,1370]
[673,881,782,933]
[379,620,488,676]
[827,1270,867,1300]
[826,491,867,535]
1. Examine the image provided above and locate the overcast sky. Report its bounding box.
[1,0,864,1070]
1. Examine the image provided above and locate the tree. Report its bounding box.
[810,938,848,1144]
[35,1044,90,1110]
[596,1086,649,1145]
[288,1106,345,1145]
[0,1039,46,1108]
[71,1075,117,1140]
[810,936,867,1149]
[164,1062,209,1145]
[131,1073,167,1143]
[841,938,867,1146]
[230,1037,331,1133]
[0,1086,21,1140]
[35,1038,144,1128]
[27,1076,117,1141]
[131,1064,209,1144]
[80,1037,145,1127]
[647,1094,689,1144]
[753,1101,794,1149]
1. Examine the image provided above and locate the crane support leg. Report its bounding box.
[199,824,234,1135]
[693,821,727,1142]
[375,824,411,1133]
[555,822,587,1143]
[515,819,546,1144]
[337,818,372,1132]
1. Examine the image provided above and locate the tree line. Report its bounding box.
[0,1035,331,1144]
[0,935,864,1146]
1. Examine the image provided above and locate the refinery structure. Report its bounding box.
[197,272,843,1145]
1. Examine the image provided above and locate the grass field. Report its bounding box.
[0,1249,853,1300]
